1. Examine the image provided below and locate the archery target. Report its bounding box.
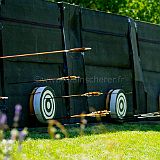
[32,86,55,123]
[110,89,127,119]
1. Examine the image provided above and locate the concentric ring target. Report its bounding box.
[110,89,127,119]
[32,86,55,123]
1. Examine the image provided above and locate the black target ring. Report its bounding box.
[116,93,126,118]
[33,86,56,123]
[41,91,55,120]
[110,89,127,119]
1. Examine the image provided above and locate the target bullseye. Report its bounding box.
[31,86,56,123]
[109,89,127,119]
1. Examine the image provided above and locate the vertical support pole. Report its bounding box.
[58,3,88,123]
[0,20,7,113]
[58,2,70,123]
[0,0,7,113]
[128,18,147,114]
[158,95,160,112]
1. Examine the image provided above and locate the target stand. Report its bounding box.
[109,89,127,119]
[30,86,56,123]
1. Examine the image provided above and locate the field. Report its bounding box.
[6,122,160,160]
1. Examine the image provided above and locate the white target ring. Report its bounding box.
[32,86,56,123]
[110,89,127,119]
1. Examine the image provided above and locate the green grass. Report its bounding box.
[4,123,160,160]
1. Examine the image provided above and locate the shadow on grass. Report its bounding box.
[28,120,160,139]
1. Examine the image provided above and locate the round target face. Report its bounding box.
[33,86,55,123]
[110,89,127,119]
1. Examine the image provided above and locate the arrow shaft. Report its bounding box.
[0,47,91,59]
[55,91,132,98]
[0,50,67,59]
[8,76,80,84]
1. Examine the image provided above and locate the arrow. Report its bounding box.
[70,110,110,118]
[9,76,81,84]
[134,112,160,118]
[0,97,8,100]
[55,92,104,98]
[55,91,132,98]
[53,110,110,120]
[36,76,80,82]
[0,47,91,59]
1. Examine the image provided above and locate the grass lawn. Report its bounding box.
[3,122,160,160]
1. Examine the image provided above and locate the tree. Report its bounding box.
[49,0,160,24]
[119,0,160,24]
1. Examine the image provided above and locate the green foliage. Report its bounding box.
[49,0,160,24]
[119,0,160,24]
